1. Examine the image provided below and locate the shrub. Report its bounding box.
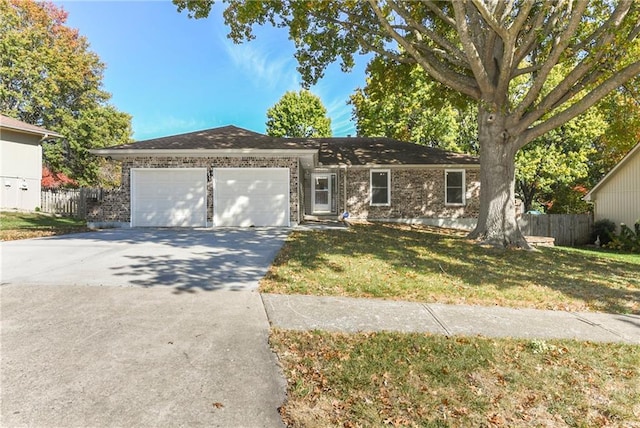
[607,221,640,253]
[591,219,616,246]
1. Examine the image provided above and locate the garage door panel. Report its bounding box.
[214,168,290,227]
[132,169,207,227]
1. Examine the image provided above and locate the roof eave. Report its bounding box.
[2,125,64,139]
[90,148,319,159]
[335,163,480,168]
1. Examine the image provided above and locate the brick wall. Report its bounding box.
[344,167,480,220]
[87,157,480,226]
[87,156,300,224]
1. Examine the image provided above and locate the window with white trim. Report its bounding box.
[445,170,465,205]
[370,169,390,206]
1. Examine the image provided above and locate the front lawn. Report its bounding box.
[261,223,640,314]
[0,211,89,241]
[272,330,640,427]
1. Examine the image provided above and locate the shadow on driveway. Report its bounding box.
[0,228,290,293]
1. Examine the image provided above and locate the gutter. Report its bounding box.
[89,148,318,159]
[1,125,64,140]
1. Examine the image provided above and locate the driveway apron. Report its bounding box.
[1,229,289,427]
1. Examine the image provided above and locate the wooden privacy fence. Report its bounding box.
[518,213,593,246]
[41,188,102,219]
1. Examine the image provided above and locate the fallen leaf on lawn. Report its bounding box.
[488,413,505,425]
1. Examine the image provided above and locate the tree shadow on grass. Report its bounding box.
[268,223,640,314]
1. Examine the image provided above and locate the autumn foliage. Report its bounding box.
[41,167,78,189]
[0,0,132,186]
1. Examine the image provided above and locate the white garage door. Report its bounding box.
[214,168,290,227]
[131,168,207,227]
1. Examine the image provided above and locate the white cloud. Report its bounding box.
[311,83,356,137]
[134,116,210,140]
[218,33,300,92]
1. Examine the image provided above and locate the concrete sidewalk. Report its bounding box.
[262,294,640,344]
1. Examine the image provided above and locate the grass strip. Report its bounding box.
[261,223,640,314]
[1,211,89,240]
[271,329,640,427]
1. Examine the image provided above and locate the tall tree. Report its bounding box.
[175,0,640,249]
[0,0,132,186]
[266,90,332,137]
[351,56,607,213]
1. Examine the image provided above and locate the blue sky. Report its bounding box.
[55,1,370,141]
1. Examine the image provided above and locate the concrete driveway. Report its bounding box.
[1,229,289,427]
[1,228,289,291]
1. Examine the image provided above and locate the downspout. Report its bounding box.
[298,158,303,225]
[341,165,348,215]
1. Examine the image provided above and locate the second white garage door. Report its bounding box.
[214,168,290,227]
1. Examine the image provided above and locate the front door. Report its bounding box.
[312,173,331,213]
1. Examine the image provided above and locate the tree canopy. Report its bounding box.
[0,0,132,186]
[175,0,640,248]
[349,56,478,154]
[266,90,332,138]
[350,56,613,214]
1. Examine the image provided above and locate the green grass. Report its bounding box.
[0,211,88,240]
[261,223,640,314]
[271,329,640,427]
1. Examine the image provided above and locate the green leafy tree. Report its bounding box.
[351,57,608,214]
[515,109,604,213]
[350,57,474,153]
[0,0,132,186]
[175,0,640,249]
[266,90,332,137]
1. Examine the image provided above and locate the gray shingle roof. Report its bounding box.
[98,125,479,166]
[310,137,478,166]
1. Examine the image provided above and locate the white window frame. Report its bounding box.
[311,172,336,214]
[370,169,391,206]
[445,169,466,206]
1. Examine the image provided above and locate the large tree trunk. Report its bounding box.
[468,108,532,249]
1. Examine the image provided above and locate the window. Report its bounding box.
[445,170,465,205]
[370,169,390,206]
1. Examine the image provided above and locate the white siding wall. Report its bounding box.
[0,130,43,211]
[593,149,640,230]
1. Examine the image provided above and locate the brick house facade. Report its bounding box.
[88,156,300,225]
[343,167,480,221]
[89,126,480,229]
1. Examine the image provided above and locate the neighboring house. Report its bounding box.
[0,114,63,211]
[89,125,480,229]
[584,142,640,230]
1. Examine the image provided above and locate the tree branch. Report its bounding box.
[513,2,589,120]
[512,3,562,73]
[418,0,456,28]
[451,0,493,98]
[570,0,635,53]
[517,2,637,131]
[367,0,481,99]
[518,61,640,148]
[470,0,508,40]
[388,1,467,67]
